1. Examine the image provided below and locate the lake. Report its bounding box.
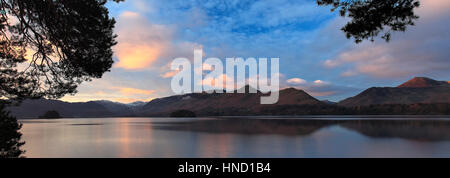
[19,117,450,158]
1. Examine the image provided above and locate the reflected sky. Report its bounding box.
[20,117,450,158]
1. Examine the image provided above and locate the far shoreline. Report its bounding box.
[17,115,450,120]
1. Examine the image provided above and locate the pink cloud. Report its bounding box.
[114,11,171,70]
[114,11,203,71]
[287,78,307,84]
[313,80,329,85]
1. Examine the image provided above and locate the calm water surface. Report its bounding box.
[20,117,450,158]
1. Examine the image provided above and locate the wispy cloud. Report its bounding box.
[66,0,449,103]
[287,78,307,85]
[114,11,171,70]
[322,0,450,79]
[160,70,180,79]
[284,78,360,101]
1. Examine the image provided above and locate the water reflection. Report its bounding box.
[152,118,334,136]
[154,118,450,142]
[341,120,450,141]
[19,117,450,158]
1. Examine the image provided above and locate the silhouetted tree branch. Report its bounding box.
[317,0,420,43]
[0,0,122,158]
[1,0,123,101]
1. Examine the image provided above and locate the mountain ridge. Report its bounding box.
[398,77,450,88]
[7,77,450,118]
[138,87,323,116]
[339,77,450,107]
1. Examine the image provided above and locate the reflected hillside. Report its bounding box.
[341,120,450,142]
[153,118,335,136]
[154,118,450,142]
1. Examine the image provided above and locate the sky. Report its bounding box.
[60,0,450,103]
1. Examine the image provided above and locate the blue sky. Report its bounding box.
[61,0,450,103]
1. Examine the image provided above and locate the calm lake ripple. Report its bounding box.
[20,117,450,158]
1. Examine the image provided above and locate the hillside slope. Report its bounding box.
[339,77,450,107]
[139,87,323,116]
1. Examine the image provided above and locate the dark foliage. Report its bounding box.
[0,103,24,158]
[170,110,197,118]
[0,0,122,101]
[0,0,122,158]
[38,110,60,119]
[317,0,420,43]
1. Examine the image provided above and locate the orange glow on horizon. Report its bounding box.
[118,87,155,96]
[60,87,155,104]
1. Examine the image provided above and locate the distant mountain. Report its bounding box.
[398,77,449,88]
[8,99,136,119]
[8,77,450,118]
[91,100,136,116]
[339,77,450,107]
[124,101,147,113]
[139,87,323,116]
[322,100,337,105]
[126,101,147,107]
[8,87,326,118]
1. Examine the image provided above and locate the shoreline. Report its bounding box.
[17,115,450,121]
